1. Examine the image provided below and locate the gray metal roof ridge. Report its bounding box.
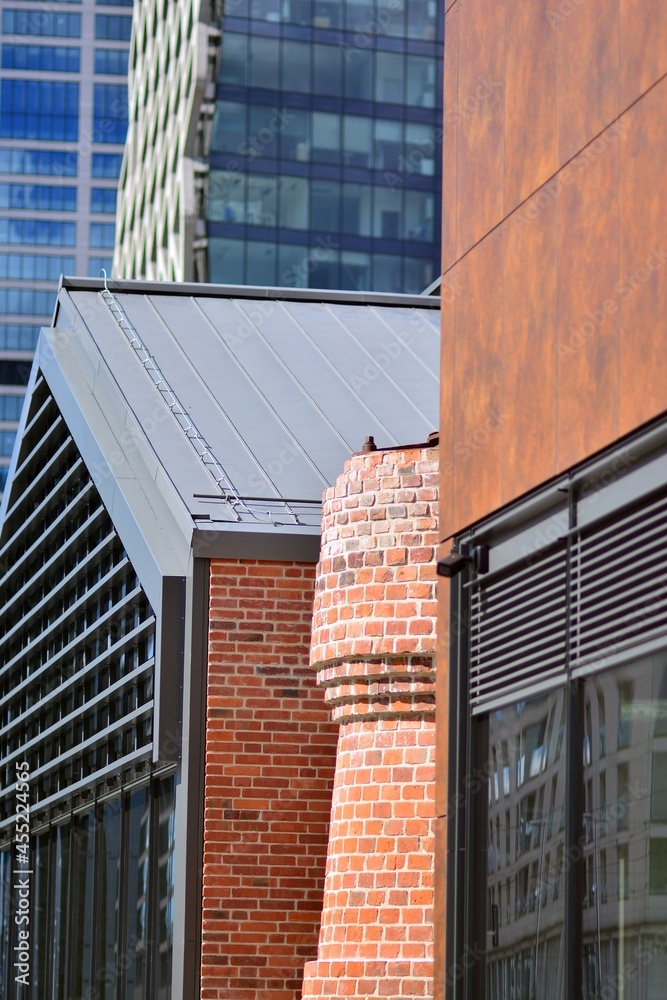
[58,275,441,309]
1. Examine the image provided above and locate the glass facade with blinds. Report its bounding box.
[447,435,667,1000]
[207,0,442,293]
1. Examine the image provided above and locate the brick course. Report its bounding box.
[302,445,438,1000]
[202,559,339,1000]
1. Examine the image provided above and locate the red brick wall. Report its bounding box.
[302,445,438,1000]
[202,559,339,1000]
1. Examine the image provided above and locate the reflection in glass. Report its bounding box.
[343,115,372,167]
[311,180,340,232]
[125,787,150,999]
[314,1,341,29]
[375,52,403,104]
[247,176,278,226]
[406,55,436,107]
[52,823,70,1000]
[97,798,121,1000]
[376,0,405,37]
[404,257,437,294]
[210,101,246,154]
[581,658,667,1000]
[484,690,567,1000]
[280,109,310,161]
[344,47,373,101]
[219,33,247,86]
[374,119,402,171]
[342,183,372,236]
[207,173,245,223]
[30,833,49,1000]
[373,186,400,238]
[279,176,308,229]
[341,251,370,290]
[278,243,309,285]
[313,44,342,96]
[404,191,434,242]
[312,111,340,164]
[406,0,438,39]
[345,0,374,33]
[246,242,277,285]
[156,776,176,999]
[0,849,11,997]
[70,812,96,998]
[208,238,245,284]
[281,40,311,93]
[249,36,280,89]
[373,253,403,293]
[251,0,281,22]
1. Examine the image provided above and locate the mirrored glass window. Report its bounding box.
[246,241,277,285]
[311,180,340,232]
[96,798,121,1000]
[219,32,248,86]
[406,54,436,107]
[313,43,342,96]
[344,47,373,101]
[124,787,150,999]
[312,111,340,163]
[580,659,667,1000]
[247,176,278,226]
[404,190,434,242]
[281,40,311,93]
[279,176,308,229]
[249,36,280,89]
[210,101,246,154]
[483,691,568,1000]
[342,182,372,236]
[375,51,403,103]
[208,238,245,283]
[207,172,246,223]
[343,114,372,167]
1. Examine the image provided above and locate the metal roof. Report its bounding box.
[10,277,440,567]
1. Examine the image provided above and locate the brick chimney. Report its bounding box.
[302,443,439,1000]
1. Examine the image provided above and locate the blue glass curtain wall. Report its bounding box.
[208,0,442,292]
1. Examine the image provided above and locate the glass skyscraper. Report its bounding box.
[0,0,131,492]
[207,0,442,292]
[114,0,443,295]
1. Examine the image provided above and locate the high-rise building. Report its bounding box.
[114,0,443,294]
[0,0,132,492]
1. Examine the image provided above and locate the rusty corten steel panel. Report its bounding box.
[441,1,459,273]
[432,814,447,1000]
[504,0,558,216]
[451,228,504,532]
[502,190,558,503]
[620,0,667,109]
[556,123,620,471]
[558,0,619,164]
[619,81,667,436]
[455,0,505,257]
[439,289,456,543]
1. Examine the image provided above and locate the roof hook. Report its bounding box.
[99,268,109,293]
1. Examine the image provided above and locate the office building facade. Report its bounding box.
[436,3,667,999]
[0,0,131,492]
[114,0,443,294]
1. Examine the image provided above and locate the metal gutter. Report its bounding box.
[58,274,441,309]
